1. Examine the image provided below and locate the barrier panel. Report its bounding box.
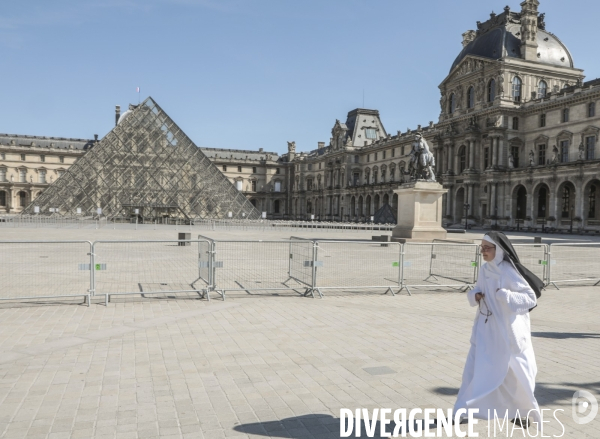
[200,238,315,299]
[93,240,211,303]
[402,243,478,293]
[548,243,600,287]
[512,244,549,284]
[311,240,402,296]
[0,241,92,304]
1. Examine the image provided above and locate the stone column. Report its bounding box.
[526,191,533,222]
[444,145,450,173]
[492,137,498,167]
[468,184,474,215]
[491,183,497,217]
[468,139,475,169]
[449,144,455,173]
[445,186,453,217]
[549,186,557,220]
[497,136,505,167]
[576,180,584,221]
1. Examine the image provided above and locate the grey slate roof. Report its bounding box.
[0,133,94,151]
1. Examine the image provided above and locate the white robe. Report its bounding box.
[454,243,540,423]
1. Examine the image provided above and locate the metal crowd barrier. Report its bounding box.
[198,235,315,299]
[0,241,93,305]
[92,240,211,304]
[547,242,600,288]
[1,239,599,306]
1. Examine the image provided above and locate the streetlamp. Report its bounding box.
[541,205,546,232]
[464,203,470,230]
[570,205,574,234]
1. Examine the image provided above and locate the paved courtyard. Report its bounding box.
[0,226,598,438]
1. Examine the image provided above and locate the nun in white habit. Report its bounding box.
[454,232,541,425]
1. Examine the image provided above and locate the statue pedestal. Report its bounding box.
[392,181,447,241]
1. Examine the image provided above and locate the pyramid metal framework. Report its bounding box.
[22,97,261,220]
[373,203,397,224]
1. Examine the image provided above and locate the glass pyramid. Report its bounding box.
[22,97,261,220]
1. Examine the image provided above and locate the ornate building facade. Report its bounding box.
[3,0,600,229]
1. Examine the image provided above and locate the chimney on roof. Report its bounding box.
[259,148,264,152]
[94,134,98,142]
[115,105,121,126]
[318,142,325,149]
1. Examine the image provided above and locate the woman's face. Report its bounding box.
[480,240,496,262]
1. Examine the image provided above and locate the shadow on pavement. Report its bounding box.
[532,331,600,339]
[233,413,437,438]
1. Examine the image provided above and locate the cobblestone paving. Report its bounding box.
[0,227,598,438]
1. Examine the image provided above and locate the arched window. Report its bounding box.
[537,187,547,218]
[0,191,6,206]
[459,146,467,172]
[467,86,475,109]
[512,77,522,102]
[274,200,280,214]
[589,185,597,219]
[19,191,27,207]
[561,186,572,218]
[449,93,456,114]
[538,80,547,98]
[488,79,496,102]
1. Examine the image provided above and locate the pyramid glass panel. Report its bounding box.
[22,97,261,220]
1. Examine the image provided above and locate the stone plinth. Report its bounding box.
[392,181,447,241]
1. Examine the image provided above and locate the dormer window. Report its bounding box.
[365,128,377,139]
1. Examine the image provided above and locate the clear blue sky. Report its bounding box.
[1,0,598,155]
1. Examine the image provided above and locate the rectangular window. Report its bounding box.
[40,155,45,162]
[391,148,395,158]
[222,165,227,171]
[484,147,490,168]
[306,179,313,191]
[562,108,569,123]
[538,144,546,165]
[276,167,280,174]
[383,151,386,159]
[308,164,312,171]
[365,128,377,139]
[589,102,596,118]
[401,146,405,156]
[367,154,370,163]
[235,180,243,191]
[0,191,5,206]
[511,146,519,168]
[586,136,595,160]
[374,152,378,160]
[0,153,4,160]
[353,172,360,186]
[237,165,242,172]
[39,169,46,184]
[19,169,26,182]
[21,154,26,161]
[59,156,64,163]
[0,168,5,182]
[512,117,519,130]
[318,163,321,169]
[354,155,359,163]
[274,181,281,192]
[540,113,546,127]
[560,140,569,162]
[252,167,257,173]
[251,180,256,192]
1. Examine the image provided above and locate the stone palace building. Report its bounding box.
[2,0,600,230]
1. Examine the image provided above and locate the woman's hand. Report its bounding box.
[475,293,484,303]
